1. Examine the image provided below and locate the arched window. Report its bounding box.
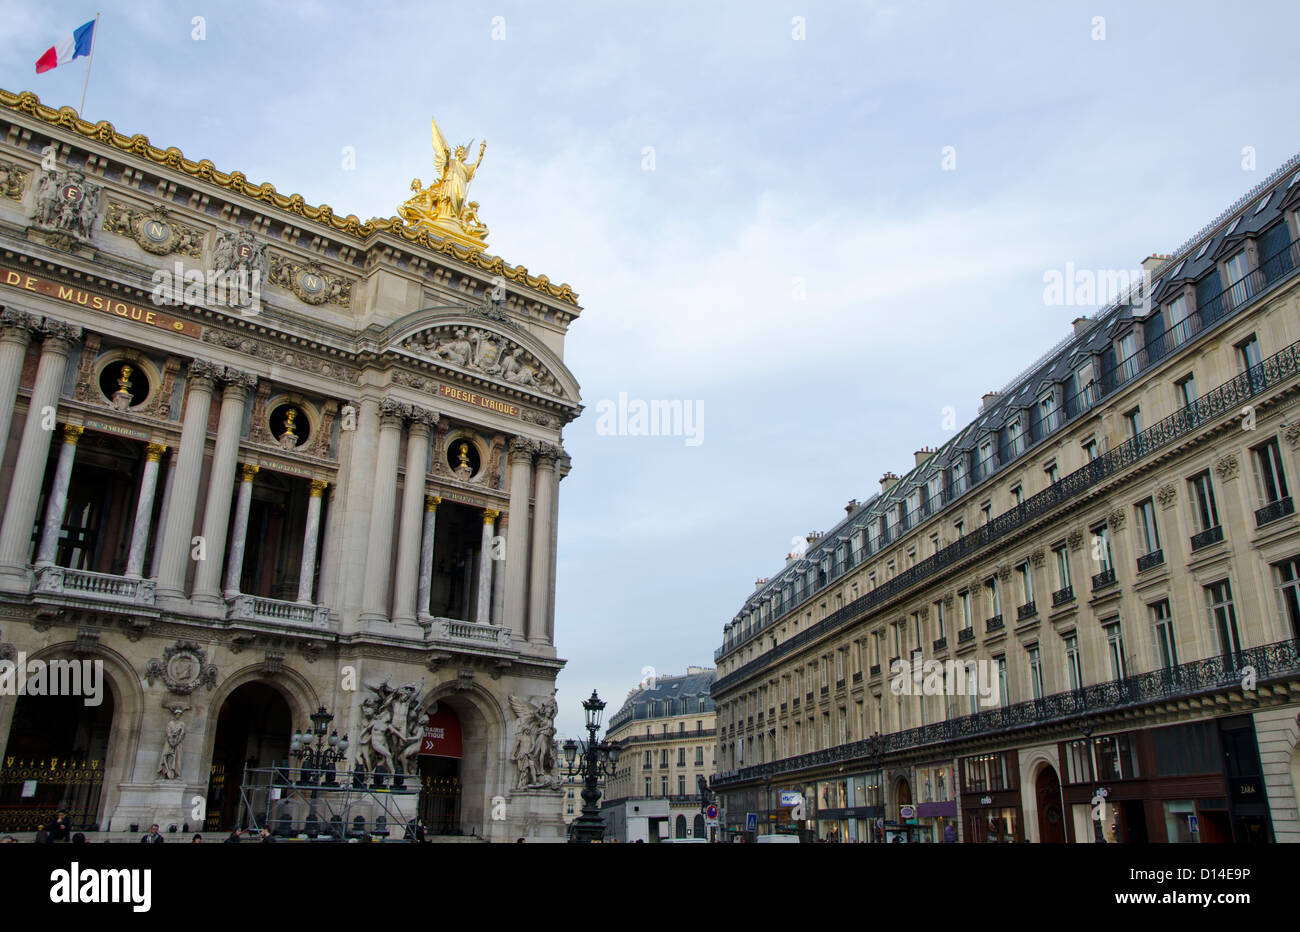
[675,814,687,838]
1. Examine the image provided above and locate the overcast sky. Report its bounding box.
[4,1,1299,738]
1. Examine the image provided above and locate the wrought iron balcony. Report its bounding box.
[806,692,814,703]
[852,671,862,684]
[792,697,800,708]
[1051,585,1074,607]
[835,679,845,689]
[985,615,1004,634]
[228,594,328,629]
[1190,525,1224,550]
[33,565,156,608]
[1136,549,1164,573]
[1091,568,1117,591]
[711,636,1300,789]
[1256,496,1295,528]
[1016,602,1037,622]
[869,664,881,677]
[711,334,1300,697]
[958,627,975,644]
[932,636,947,652]
[820,685,829,696]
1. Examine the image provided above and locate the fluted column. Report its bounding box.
[548,451,571,644]
[527,445,558,645]
[222,464,259,598]
[490,512,506,625]
[156,361,219,598]
[193,370,256,603]
[34,425,83,566]
[361,398,407,622]
[0,320,81,582]
[149,457,176,580]
[392,408,436,625]
[125,443,167,578]
[477,509,499,624]
[297,479,327,603]
[417,496,440,622]
[0,310,40,474]
[502,438,535,637]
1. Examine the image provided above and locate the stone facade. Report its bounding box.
[0,91,581,841]
[711,154,1300,843]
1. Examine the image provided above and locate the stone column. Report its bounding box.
[297,479,327,603]
[527,445,558,645]
[0,320,81,582]
[502,438,534,637]
[360,398,406,622]
[148,456,176,580]
[476,509,499,624]
[192,369,256,604]
[125,443,167,578]
[0,310,39,473]
[547,451,570,644]
[34,424,83,566]
[156,360,219,599]
[417,495,440,623]
[392,408,436,625]
[222,464,259,598]
[490,512,506,625]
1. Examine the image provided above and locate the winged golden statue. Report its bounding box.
[400,117,490,248]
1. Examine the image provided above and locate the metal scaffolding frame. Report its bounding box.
[237,766,421,841]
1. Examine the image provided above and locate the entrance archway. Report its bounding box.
[0,688,114,831]
[417,703,464,834]
[693,813,706,838]
[1035,764,1065,844]
[675,814,687,838]
[205,683,292,831]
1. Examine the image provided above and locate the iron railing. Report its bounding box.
[1052,586,1074,607]
[1190,525,1224,550]
[713,637,1300,789]
[1256,496,1295,528]
[1136,549,1165,573]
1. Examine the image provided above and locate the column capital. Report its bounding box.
[379,396,412,428]
[40,319,82,352]
[187,359,222,387]
[221,366,258,393]
[61,424,84,445]
[0,308,40,340]
[425,495,441,512]
[508,437,536,463]
[409,404,440,430]
[309,478,329,497]
[534,442,560,468]
[482,508,500,523]
[145,442,167,462]
[238,463,260,483]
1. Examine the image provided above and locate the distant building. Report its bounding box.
[603,667,717,841]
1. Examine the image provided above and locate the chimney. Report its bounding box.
[914,447,936,468]
[806,531,823,544]
[1141,253,1171,278]
[754,577,769,591]
[845,499,858,516]
[879,472,899,494]
[979,392,999,412]
[1072,316,1094,336]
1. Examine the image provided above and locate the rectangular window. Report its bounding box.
[645,777,652,796]
[678,747,686,766]
[1091,522,1114,573]
[1065,634,1083,691]
[1103,619,1126,680]
[1189,472,1220,532]
[1238,334,1262,372]
[960,590,972,630]
[981,502,992,525]
[1254,437,1290,505]
[1054,544,1072,590]
[1028,645,1044,700]
[1176,373,1197,408]
[695,746,704,766]
[1040,394,1057,431]
[1117,332,1139,381]
[1226,251,1250,291]
[1011,484,1023,507]
[1017,561,1034,605]
[1276,558,1300,641]
[934,599,946,640]
[997,656,1008,706]
[1206,580,1242,664]
[1045,462,1060,485]
[985,576,1001,617]
[1124,407,1143,439]
[1168,295,1192,345]
[1151,600,1178,670]
[1083,438,1099,462]
[1136,498,1161,554]
[661,776,668,796]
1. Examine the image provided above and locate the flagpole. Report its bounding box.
[78,13,100,118]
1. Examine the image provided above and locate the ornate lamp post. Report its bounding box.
[290,706,349,786]
[562,690,620,843]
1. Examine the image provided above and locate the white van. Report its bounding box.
[754,833,800,844]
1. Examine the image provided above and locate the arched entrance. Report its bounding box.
[693,813,706,839]
[0,688,113,831]
[1035,764,1065,844]
[417,703,463,834]
[675,814,687,838]
[204,683,292,831]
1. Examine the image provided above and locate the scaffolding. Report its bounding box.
[237,766,422,842]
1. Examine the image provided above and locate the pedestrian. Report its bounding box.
[191,834,203,843]
[33,823,51,844]
[50,810,70,843]
[140,823,165,844]
[223,828,242,843]
[258,828,276,843]
[516,837,526,843]
[72,833,87,844]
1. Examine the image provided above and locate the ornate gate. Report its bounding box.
[418,776,461,835]
[0,758,104,832]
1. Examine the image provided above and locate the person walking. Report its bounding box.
[140,823,165,843]
[50,810,70,843]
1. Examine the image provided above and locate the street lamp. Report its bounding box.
[1077,713,1107,843]
[290,706,349,786]
[563,690,620,843]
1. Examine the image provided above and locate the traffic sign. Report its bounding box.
[745,812,757,831]
[705,804,719,820]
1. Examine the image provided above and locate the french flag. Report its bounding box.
[35,20,96,74]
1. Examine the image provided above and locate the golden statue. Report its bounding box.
[400,118,490,248]
[117,364,133,392]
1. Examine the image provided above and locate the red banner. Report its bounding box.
[419,705,462,759]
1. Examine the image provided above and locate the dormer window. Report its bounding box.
[1167,294,1191,346]
[1039,393,1057,432]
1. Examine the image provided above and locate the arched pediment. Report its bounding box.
[389,314,580,403]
